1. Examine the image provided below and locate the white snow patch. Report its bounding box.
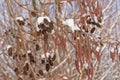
[62,19,80,32]
[84,61,89,69]
[41,52,50,59]
[37,16,51,25]
[27,50,31,53]
[46,52,50,58]
[41,54,45,59]
[51,30,55,34]
[94,16,98,23]
[0,40,3,45]
[118,46,120,54]
[110,47,114,53]
[77,37,80,40]
[16,16,24,21]
[94,1,97,8]
[96,46,100,52]
[19,39,22,42]
[7,45,12,50]
[63,76,68,80]
[82,13,87,17]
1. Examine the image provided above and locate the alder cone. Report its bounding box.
[38,69,44,76]
[90,27,95,33]
[31,11,37,17]
[52,54,56,61]
[46,63,50,72]
[8,47,12,56]
[36,44,40,51]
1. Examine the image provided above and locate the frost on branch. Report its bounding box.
[62,19,80,32]
[16,16,25,25]
[36,16,54,41]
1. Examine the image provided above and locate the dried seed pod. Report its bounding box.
[95,23,101,28]
[44,18,49,25]
[49,21,54,30]
[74,36,76,40]
[46,63,50,72]
[91,22,101,28]
[28,53,34,60]
[28,53,36,63]
[22,54,26,58]
[14,68,19,75]
[86,15,90,18]
[87,21,91,24]
[31,11,37,17]
[48,55,51,60]
[98,36,101,39]
[83,26,88,32]
[30,59,36,64]
[18,55,22,60]
[23,70,28,75]
[44,33,48,41]
[38,24,44,29]
[49,59,53,66]
[23,63,29,71]
[8,47,12,56]
[41,58,45,64]
[17,20,25,25]
[13,54,17,60]
[29,72,34,78]
[86,19,91,24]
[46,28,51,33]
[38,69,44,76]
[52,54,56,61]
[36,31,41,36]
[100,42,103,46]
[97,17,102,23]
[36,44,40,51]
[42,30,46,34]
[38,23,47,31]
[90,27,95,33]
[91,22,96,25]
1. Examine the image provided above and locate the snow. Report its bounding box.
[36,16,51,25]
[76,37,80,40]
[27,50,31,53]
[7,45,12,50]
[118,46,120,54]
[63,76,68,80]
[16,16,24,21]
[41,54,45,59]
[36,16,51,31]
[82,13,87,17]
[51,30,55,34]
[84,61,89,69]
[96,46,100,52]
[62,19,80,32]
[94,16,98,23]
[0,40,3,45]
[110,47,114,53]
[41,52,50,59]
